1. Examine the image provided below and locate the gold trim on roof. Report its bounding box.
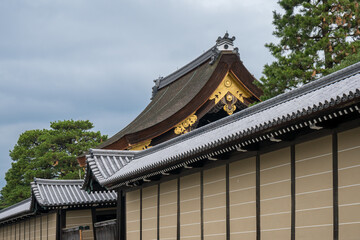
[128,139,152,150]
[209,72,252,115]
[174,114,198,135]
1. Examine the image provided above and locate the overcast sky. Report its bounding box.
[0,0,280,189]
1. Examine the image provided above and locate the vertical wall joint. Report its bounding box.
[201,171,204,240]
[140,188,143,240]
[333,133,339,240]
[226,164,230,240]
[256,154,260,240]
[157,184,160,240]
[177,178,180,240]
[291,145,296,240]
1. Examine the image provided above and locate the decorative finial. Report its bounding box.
[209,32,238,65]
[151,76,163,99]
[216,32,236,51]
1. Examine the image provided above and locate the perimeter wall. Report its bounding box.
[125,126,360,239]
[0,212,57,240]
[0,208,98,240]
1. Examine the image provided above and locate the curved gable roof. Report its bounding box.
[97,50,261,150]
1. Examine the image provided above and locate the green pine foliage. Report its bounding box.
[1,120,107,208]
[324,48,360,74]
[258,0,360,100]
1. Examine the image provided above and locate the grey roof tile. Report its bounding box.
[0,198,33,223]
[84,62,360,190]
[31,178,117,207]
[83,149,136,189]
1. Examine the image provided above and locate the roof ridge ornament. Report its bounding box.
[216,32,236,51]
[151,76,163,100]
[210,32,239,65]
[151,32,239,99]
[209,47,220,65]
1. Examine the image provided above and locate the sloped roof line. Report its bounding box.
[157,46,215,90]
[30,178,117,207]
[156,33,238,91]
[83,62,360,189]
[0,198,33,224]
[82,149,137,189]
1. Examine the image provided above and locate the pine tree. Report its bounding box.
[259,0,360,100]
[1,120,107,207]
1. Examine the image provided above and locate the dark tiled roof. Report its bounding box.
[31,178,117,207]
[95,33,260,150]
[0,198,33,223]
[83,62,360,190]
[157,47,216,90]
[96,50,220,149]
[96,51,261,149]
[156,32,237,91]
[0,178,117,223]
[83,150,136,191]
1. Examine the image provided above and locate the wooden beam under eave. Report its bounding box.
[116,189,126,240]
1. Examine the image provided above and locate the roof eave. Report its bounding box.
[83,62,360,190]
[104,98,360,190]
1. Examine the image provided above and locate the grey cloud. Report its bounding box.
[0,0,280,190]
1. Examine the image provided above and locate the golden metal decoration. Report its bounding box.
[226,94,233,102]
[222,93,238,115]
[209,72,252,115]
[224,78,232,87]
[174,114,198,135]
[128,139,152,150]
[223,104,236,115]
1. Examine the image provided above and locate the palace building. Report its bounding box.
[1,33,359,240]
[81,33,360,240]
[77,33,262,167]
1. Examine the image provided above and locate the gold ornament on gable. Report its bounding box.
[174,114,198,135]
[209,73,252,115]
[128,139,152,150]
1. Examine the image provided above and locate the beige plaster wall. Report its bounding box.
[122,126,360,240]
[35,216,40,240]
[180,173,201,239]
[229,157,256,239]
[0,212,57,240]
[25,219,30,240]
[203,165,226,240]
[261,148,291,239]
[41,215,47,240]
[295,135,333,239]
[142,185,157,240]
[338,127,360,239]
[16,223,20,240]
[47,212,57,240]
[126,189,140,240]
[159,179,177,240]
